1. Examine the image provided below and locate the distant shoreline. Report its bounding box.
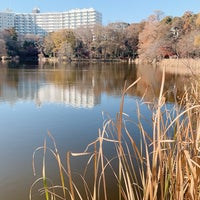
[158,58,200,75]
[38,56,133,63]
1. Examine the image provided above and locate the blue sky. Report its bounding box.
[1,0,200,25]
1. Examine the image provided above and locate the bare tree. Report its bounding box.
[0,39,7,57]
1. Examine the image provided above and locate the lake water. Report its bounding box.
[0,61,193,200]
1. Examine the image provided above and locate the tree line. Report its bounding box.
[1,10,200,63]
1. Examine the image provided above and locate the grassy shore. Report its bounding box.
[159,58,200,75]
[30,68,200,200]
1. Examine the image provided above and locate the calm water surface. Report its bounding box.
[0,61,193,200]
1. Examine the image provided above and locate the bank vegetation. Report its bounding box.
[1,10,200,63]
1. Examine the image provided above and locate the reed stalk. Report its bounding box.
[30,69,200,200]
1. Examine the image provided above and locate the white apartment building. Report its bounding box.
[0,10,14,30]
[0,8,102,35]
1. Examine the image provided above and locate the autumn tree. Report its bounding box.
[91,23,130,59]
[102,24,124,58]
[125,22,145,58]
[43,29,76,58]
[0,39,7,57]
[156,16,175,58]
[177,30,200,57]
[194,13,200,47]
[91,25,114,58]
[73,27,93,58]
[138,13,160,62]
[90,25,108,58]
[42,33,55,56]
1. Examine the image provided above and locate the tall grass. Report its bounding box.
[159,58,200,75]
[30,68,200,200]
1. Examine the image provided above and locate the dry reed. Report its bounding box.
[30,67,200,200]
[159,58,200,75]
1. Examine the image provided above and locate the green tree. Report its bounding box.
[1,28,19,57]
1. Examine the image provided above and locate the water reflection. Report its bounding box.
[0,61,197,200]
[0,62,138,108]
[0,62,193,108]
